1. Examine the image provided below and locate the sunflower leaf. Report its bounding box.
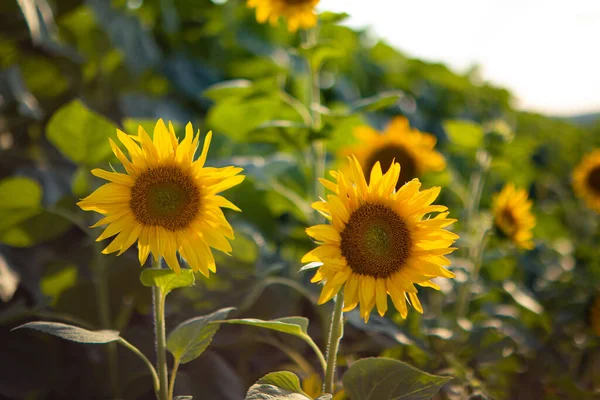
[245,371,311,400]
[167,307,235,364]
[139,268,195,294]
[12,321,120,344]
[342,357,452,400]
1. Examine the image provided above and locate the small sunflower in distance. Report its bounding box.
[573,149,600,213]
[492,184,535,250]
[342,117,445,190]
[78,120,244,276]
[247,0,319,32]
[303,156,458,322]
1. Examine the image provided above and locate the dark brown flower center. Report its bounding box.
[365,145,417,190]
[587,166,600,195]
[130,166,200,231]
[340,203,412,279]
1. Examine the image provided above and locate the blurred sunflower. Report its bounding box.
[342,117,445,190]
[572,149,600,213]
[247,0,319,32]
[588,294,600,336]
[303,156,458,322]
[78,119,244,276]
[492,184,535,250]
[302,372,346,399]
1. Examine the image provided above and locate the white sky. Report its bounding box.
[319,0,600,116]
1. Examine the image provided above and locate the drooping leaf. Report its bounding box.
[12,321,120,344]
[217,317,310,340]
[350,91,403,113]
[167,307,235,364]
[139,268,195,294]
[46,99,119,165]
[342,357,452,400]
[174,396,193,400]
[246,371,311,400]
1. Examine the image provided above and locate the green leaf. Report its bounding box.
[167,307,235,364]
[173,396,193,400]
[46,99,119,166]
[12,321,120,344]
[218,317,310,339]
[443,119,484,149]
[350,91,403,113]
[318,11,350,24]
[202,77,279,102]
[343,357,452,400]
[0,177,41,232]
[246,371,311,400]
[139,268,195,294]
[71,166,91,197]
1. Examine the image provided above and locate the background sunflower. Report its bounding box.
[573,149,600,213]
[492,183,536,250]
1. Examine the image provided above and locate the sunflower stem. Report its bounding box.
[92,244,119,397]
[324,291,344,394]
[168,357,180,400]
[152,258,169,400]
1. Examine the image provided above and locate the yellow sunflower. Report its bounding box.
[573,149,600,213]
[303,156,458,322]
[589,294,600,336]
[492,184,535,250]
[77,119,244,276]
[342,117,445,190]
[247,0,319,32]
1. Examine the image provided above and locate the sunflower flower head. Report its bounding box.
[303,156,458,322]
[573,149,600,213]
[247,0,320,32]
[492,183,535,250]
[78,119,245,277]
[342,117,446,190]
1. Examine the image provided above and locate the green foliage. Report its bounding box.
[140,268,195,294]
[13,321,120,344]
[46,100,119,166]
[167,307,235,364]
[246,371,311,400]
[342,358,452,400]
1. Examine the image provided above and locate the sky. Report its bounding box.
[319,0,600,116]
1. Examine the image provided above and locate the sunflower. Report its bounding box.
[492,184,535,250]
[342,117,445,190]
[303,156,458,322]
[77,119,244,276]
[573,149,600,213]
[247,0,319,32]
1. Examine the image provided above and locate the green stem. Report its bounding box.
[323,291,344,394]
[93,245,119,396]
[152,258,169,400]
[119,338,160,394]
[168,357,181,400]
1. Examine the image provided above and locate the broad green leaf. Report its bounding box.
[0,210,72,247]
[71,166,91,197]
[13,321,120,344]
[40,264,78,305]
[174,396,193,400]
[167,307,235,364]
[342,357,452,400]
[319,11,350,24]
[203,77,279,102]
[443,120,484,149]
[46,99,118,165]
[0,177,41,232]
[218,317,310,338]
[350,91,403,113]
[246,371,311,400]
[139,268,195,294]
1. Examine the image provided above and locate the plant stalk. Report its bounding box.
[93,245,119,396]
[324,291,344,394]
[152,258,169,400]
[168,357,180,400]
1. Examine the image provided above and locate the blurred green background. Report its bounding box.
[1,0,600,399]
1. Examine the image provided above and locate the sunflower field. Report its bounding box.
[1,1,600,399]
